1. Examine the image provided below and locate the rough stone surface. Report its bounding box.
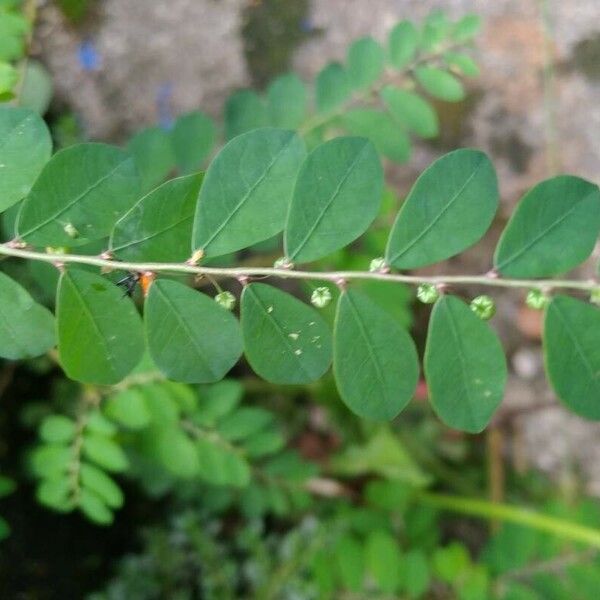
[34,0,600,493]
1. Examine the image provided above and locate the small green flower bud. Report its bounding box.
[214,291,236,311]
[274,257,294,269]
[63,222,79,239]
[470,295,496,320]
[417,283,440,304]
[525,289,549,311]
[311,286,332,308]
[369,257,386,272]
[591,288,600,306]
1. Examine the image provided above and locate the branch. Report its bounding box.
[0,243,598,292]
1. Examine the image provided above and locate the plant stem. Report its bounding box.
[0,243,597,292]
[419,491,600,548]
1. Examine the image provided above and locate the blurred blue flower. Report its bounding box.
[77,40,101,72]
[156,82,175,130]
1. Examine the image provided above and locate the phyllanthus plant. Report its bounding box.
[0,12,599,436]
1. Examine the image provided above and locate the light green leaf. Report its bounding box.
[342,109,411,163]
[79,488,113,525]
[241,283,332,384]
[425,295,507,433]
[30,445,72,479]
[381,86,439,138]
[0,271,55,359]
[244,429,285,458]
[315,63,350,113]
[452,14,481,42]
[171,111,215,173]
[415,67,465,101]
[0,106,52,212]
[17,143,141,247]
[333,289,419,420]
[111,173,203,262]
[494,176,600,277]
[347,36,385,89]
[420,10,450,51]
[127,126,176,192]
[57,269,144,385]
[389,21,418,68]
[285,137,383,263]
[104,387,151,430]
[267,73,307,129]
[386,149,498,269]
[403,550,431,598]
[37,478,73,512]
[335,534,364,591]
[151,425,201,478]
[224,89,268,140]
[80,463,124,509]
[366,530,402,593]
[544,296,600,418]
[195,379,243,426]
[196,437,250,487]
[40,415,76,444]
[0,63,19,98]
[444,52,480,77]
[18,60,53,115]
[192,128,305,257]
[145,279,242,383]
[83,433,129,472]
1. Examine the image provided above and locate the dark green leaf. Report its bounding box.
[389,21,418,68]
[145,279,242,383]
[0,271,55,359]
[494,176,600,277]
[415,67,465,101]
[544,296,600,418]
[241,283,332,384]
[57,269,144,385]
[386,149,498,269]
[171,111,215,173]
[381,86,439,138]
[192,128,305,257]
[127,126,176,192]
[333,289,419,420]
[425,295,507,432]
[315,63,350,113]
[347,36,385,89]
[224,90,267,140]
[285,137,383,263]
[110,173,203,262]
[217,407,272,442]
[17,143,141,247]
[0,106,52,212]
[267,73,307,129]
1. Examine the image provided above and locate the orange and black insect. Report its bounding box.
[116,271,155,298]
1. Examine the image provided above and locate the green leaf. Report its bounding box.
[267,73,307,129]
[381,86,439,138]
[127,126,176,192]
[315,63,351,113]
[452,14,481,42]
[0,106,52,212]
[224,89,268,140]
[389,21,418,68]
[80,463,124,509]
[195,379,243,426]
[17,143,141,247]
[244,429,285,458]
[83,433,129,472]
[544,296,600,418]
[365,530,402,593]
[425,295,507,433]
[104,387,151,430]
[196,437,250,487]
[333,290,419,420]
[347,36,385,89]
[415,67,465,101]
[494,176,600,277]
[149,425,200,479]
[0,62,18,98]
[0,271,55,359]
[79,488,113,525]
[420,10,450,51]
[433,542,471,582]
[40,415,76,444]
[285,137,383,263]
[444,52,480,77]
[334,534,364,591]
[192,128,305,257]
[145,279,242,383]
[386,149,498,269]
[241,283,332,384]
[403,550,431,598]
[342,109,411,163]
[30,445,72,479]
[171,111,215,173]
[217,407,272,442]
[18,60,53,115]
[110,173,203,262]
[57,269,144,385]
[37,478,73,512]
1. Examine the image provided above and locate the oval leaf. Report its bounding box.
[224,90,268,140]
[316,63,351,113]
[111,173,203,262]
[494,176,600,277]
[544,295,600,418]
[192,128,305,257]
[415,67,465,101]
[57,269,144,385]
[145,279,242,383]
[285,137,383,263]
[424,295,507,433]
[0,271,55,359]
[347,36,385,90]
[381,86,439,139]
[0,106,52,212]
[241,283,332,384]
[386,149,498,269]
[389,21,418,69]
[267,73,307,129]
[17,143,141,247]
[333,289,419,420]
[171,111,215,174]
